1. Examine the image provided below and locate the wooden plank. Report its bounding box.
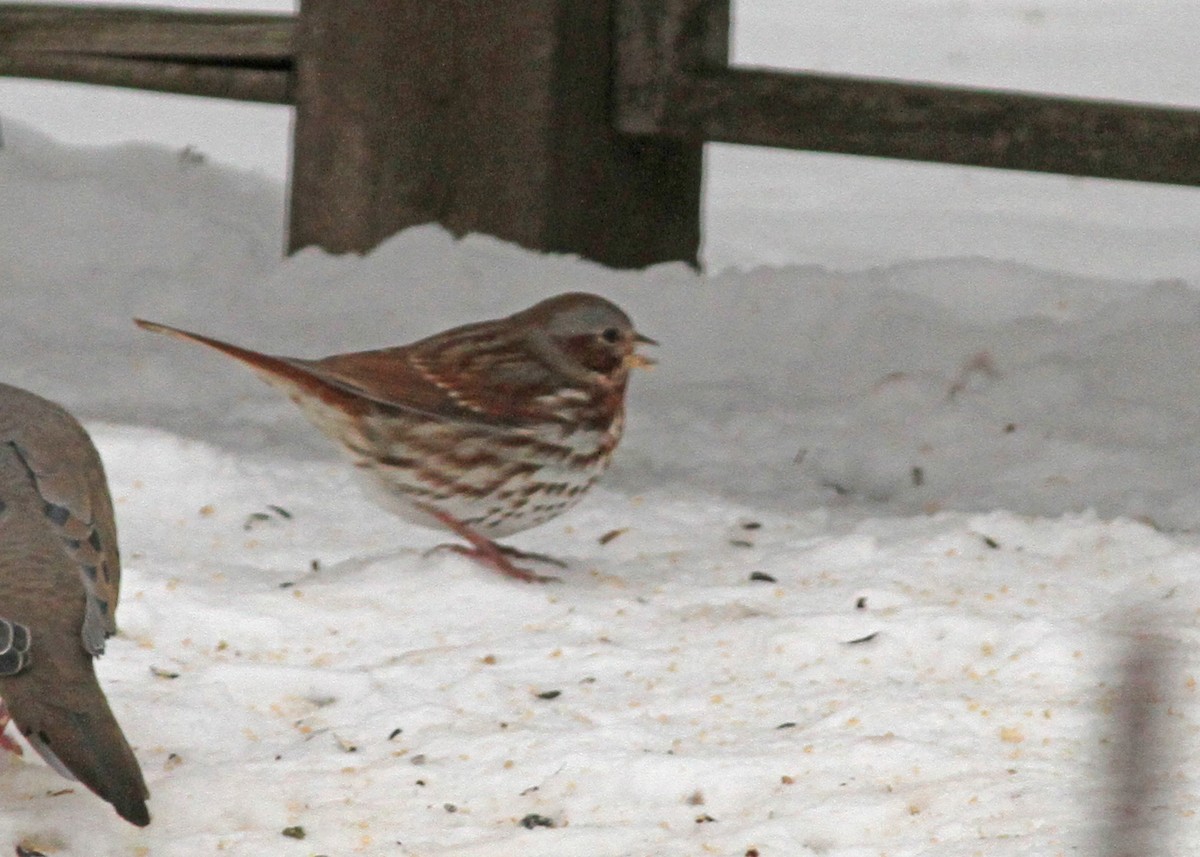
[614,0,729,136]
[288,0,705,268]
[615,0,1200,187]
[0,4,293,60]
[650,68,1200,186]
[0,52,291,103]
[0,3,293,101]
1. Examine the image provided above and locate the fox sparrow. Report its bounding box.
[135,292,654,582]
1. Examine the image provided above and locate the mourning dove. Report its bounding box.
[0,382,149,826]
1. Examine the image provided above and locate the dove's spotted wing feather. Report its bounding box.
[0,387,121,655]
[0,618,31,676]
[0,383,149,826]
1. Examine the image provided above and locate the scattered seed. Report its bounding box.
[281,826,305,840]
[410,754,427,765]
[982,535,1000,549]
[244,506,293,530]
[741,521,762,530]
[310,558,321,572]
[749,571,776,583]
[443,803,458,813]
[415,779,426,786]
[150,666,180,679]
[334,734,357,753]
[16,846,48,857]
[947,350,997,399]
[598,528,627,545]
[242,512,272,530]
[536,690,561,700]
[685,789,705,806]
[911,466,924,487]
[278,581,295,589]
[520,813,556,829]
[844,632,879,645]
[729,539,754,548]
[776,721,797,729]
[746,849,761,857]
[1004,422,1017,433]
[695,814,716,823]
[855,596,868,609]
[178,145,206,165]
[388,728,403,741]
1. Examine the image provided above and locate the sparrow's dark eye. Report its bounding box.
[600,327,621,344]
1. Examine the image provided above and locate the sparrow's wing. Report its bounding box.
[135,318,570,430]
[305,320,574,427]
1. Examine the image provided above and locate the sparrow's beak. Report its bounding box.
[626,332,658,369]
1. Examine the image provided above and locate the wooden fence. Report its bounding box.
[3,0,1200,269]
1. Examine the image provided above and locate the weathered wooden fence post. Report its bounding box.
[10,1,1197,270]
[288,0,705,268]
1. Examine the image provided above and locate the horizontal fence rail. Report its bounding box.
[615,0,1200,187]
[2,0,1199,266]
[0,4,294,103]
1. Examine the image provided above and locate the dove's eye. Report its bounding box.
[600,328,621,344]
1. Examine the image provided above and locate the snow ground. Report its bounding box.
[3,1,1200,855]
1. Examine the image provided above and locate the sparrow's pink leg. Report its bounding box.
[417,504,562,583]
